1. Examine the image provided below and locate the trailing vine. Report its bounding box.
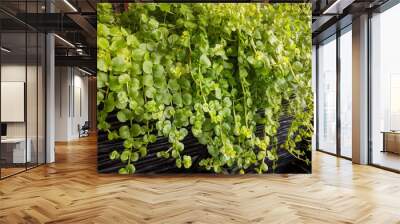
[97,3,312,174]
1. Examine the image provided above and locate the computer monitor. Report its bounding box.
[1,123,7,137]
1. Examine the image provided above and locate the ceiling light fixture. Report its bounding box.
[1,47,11,53]
[54,34,75,48]
[78,67,92,76]
[63,0,78,12]
[76,48,86,56]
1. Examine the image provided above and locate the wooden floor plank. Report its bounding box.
[0,135,400,223]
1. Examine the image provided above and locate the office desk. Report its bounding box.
[382,131,400,154]
[1,138,31,163]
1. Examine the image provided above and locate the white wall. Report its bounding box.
[1,64,25,81]
[55,66,69,141]
[72,73,89,138]
[55,67,89,141]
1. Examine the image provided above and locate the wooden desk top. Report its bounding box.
[1,138,30,143]
[381,131,400,134]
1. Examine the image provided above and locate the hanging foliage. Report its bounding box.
[97,3,313,174]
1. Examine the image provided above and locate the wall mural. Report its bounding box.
[97,3,313,174]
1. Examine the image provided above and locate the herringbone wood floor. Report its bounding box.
[1,136,400,224]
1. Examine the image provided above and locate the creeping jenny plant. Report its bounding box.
[97,3,313,174]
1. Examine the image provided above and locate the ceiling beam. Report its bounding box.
[322,0,355,14]
[55,55,95,70]
[13,13,82,32]
[312,15,335,33]
[67,13,96,46]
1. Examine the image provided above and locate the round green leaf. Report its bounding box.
[117,110,128,122]
[200,54,211,68]
[119,125,130,139]
[143,60,153,74]
[183,155,192,168]
[143,74,154,87]
[98,37,109,49]
[131,124,142,137]
[120,151,130,163]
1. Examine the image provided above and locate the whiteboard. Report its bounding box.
[1,82,25,122]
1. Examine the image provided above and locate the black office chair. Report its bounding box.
[78,121,90,138]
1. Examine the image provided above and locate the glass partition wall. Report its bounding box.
[370,3,400,171]
[0,30,27,177]
[316,1,400,171]
[316,26,352,159]
[0,2,46,179]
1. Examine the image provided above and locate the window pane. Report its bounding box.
[318,37,337,154]
[340,29,352,158]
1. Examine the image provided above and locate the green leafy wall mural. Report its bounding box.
[97,3,313,174]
